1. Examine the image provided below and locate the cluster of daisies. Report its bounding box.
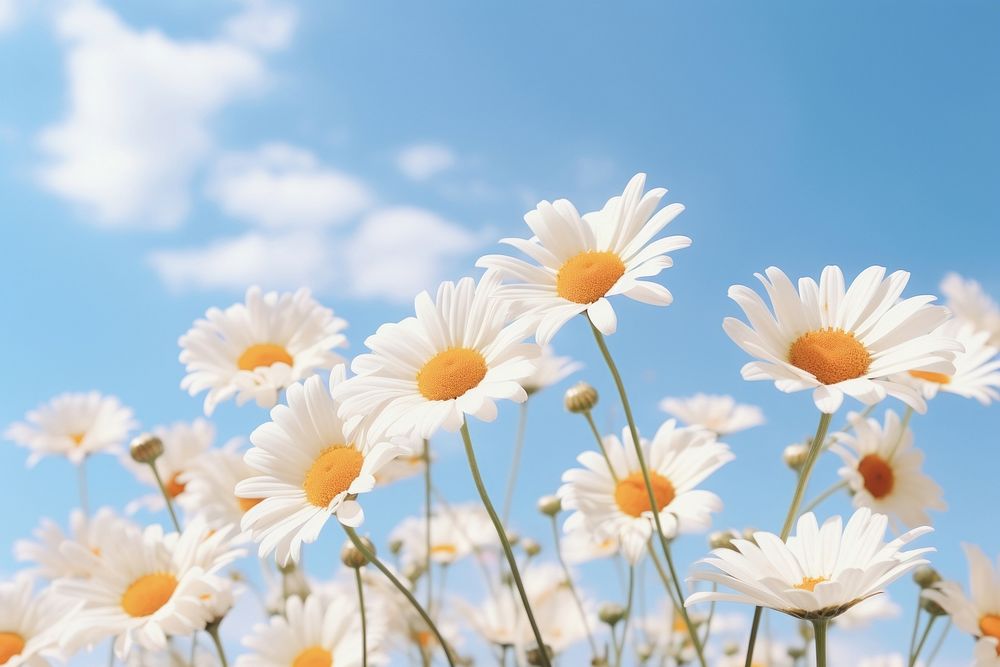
[3,173,1000,667]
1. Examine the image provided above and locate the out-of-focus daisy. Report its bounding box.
[58,519,243,658]
[941,273,1000,346]
[835,593,901,629]
[724,266,960,414]
[0,574,73,667]
[831,410,945,529]
[686,508,933,620]
[15,508,137,580]
[658,393,764,435]
[5,392,135,466]
[634,600,700,665]
[237,368,409,565]
[179,286,348,415]
[181,440,262,532]
[559,420,732,563]
[333,275,537,439]
[923,544,1000,659]
[372,435,424,487]
[717,640,792,667]
[121,419,214,515]
[898,320,1000,405]
[522,346,581,395]
[857,655,905,667]
[236,593,383,667]
[476,173,689,344]
[559,527,617,565]
[390,503,497,570]
[975,638,1000,666]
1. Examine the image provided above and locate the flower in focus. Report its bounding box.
[941,272,1000,346]
[58,518,243,658]
[237,368,409,565]
[724,265,960,413]
[5,392,135,467]
[15,508,137,580]
[390,503,497,571]
[922,544,1000,659]
[0,574,74,667]
[476,173,689,344]
[333,275,537,439]
[559,420,732,564]
[897,320,1000,405]
[121,419,214,515]
[179,286,348,415]
[522,345,581,395]
[686,508,933,620]
[831,410,945,529]
[658,393,764,435]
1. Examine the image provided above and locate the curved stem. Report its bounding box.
[549,516,599,658]
[205,620,229,667]
[502,401,530,525]
[355,568,368,667]
[149,460,181,532]
[423,438,433,613]
[615,565,635,667]
[812,620,828,667]
[699,583,718,647]
[888,406,915,459]
[906,587,923,662]
[909,614,938,667]
[925,618,951,667]
[78,457,90,516]
[800,479,849,516]
[343,525,456,667]
[460,420,550,667]
[588,321,706,667]
[582,410,619,483]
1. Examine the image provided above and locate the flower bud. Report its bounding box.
[537,495,562,517]
[341,538,374,569]
[635,644,654,661]
[921,595,947,617]
[708,530,738,550]
[522,538,541,557]
[404,562,426,583]
[527,646,553,666]
[798,620,814,642]
[787,647,806,660]
[598,602,626,626]
[564,382,598,414]
[783,443,809,471]
[506,530,520,547]
[722,642,740,656]
[129,433,164,464]
[913,566,942,589]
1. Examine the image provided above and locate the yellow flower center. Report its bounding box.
[237,343,294,371]
[165,472,187,499]
[292,646,332,667]
[417,348,488,401]
[121,572,178,617]
[0,632,25,664]
[857,454,895,499]
[614,471,676,518]
[414,630,435,648]
[980,614,1000,644]
[430,544,458,557]
[69,433,85,446]
[788,328,871,385]
[909,370,952,385]
[237,496,263,512]
[556,251,626,304]
[794,576,828,592]
[303,446,364,508]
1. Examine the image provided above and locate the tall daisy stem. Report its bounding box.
[582,410,619,482]
[205,620,229,667]
[812,620,828,667]
[588,320,706,667]
[343,526,456,667]
[460,420,551,667]
[744,410,833,667]
[800,479,849,515]
[615,565,636,667]
[925,618,951,666]
[502,401,530,525]
[78,457,90,516]
[549,516,600,659]
[355,568,368,667]
[909,614,938,667]
[423,438,433,613]
[148,460,181,532]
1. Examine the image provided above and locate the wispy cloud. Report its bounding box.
[396,143,456,181]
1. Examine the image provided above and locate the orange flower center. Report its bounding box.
[165,472,187,498]
[909,370,952,385]
[614,471,675,518]
[237,496,263,512]
[857,454,895,499]
[414,630,435,648]
[980,614,1000,645]
[788,328,871,385]
[69,432,85,446]
[303,446,363,507]
[121,572,178,617]
[292,646,332,667]
[794,576,828,592]
[237,343,294,371]
[0,632,25,664]
[417,348,488,401]
[430,544,458,557]
[556,251,626,304]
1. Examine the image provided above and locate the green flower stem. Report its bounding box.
[906,589,923,661]
[423,438,433,614]
[699,583,718,646]
[549,516,600,659]
[615,565,636,667]
[925,618,951,667]
[812,620,828,667]
[502,401,530,525]
[460,420,550,667]
[588,320,706,667]
[745,410,833,667]
[800,479,849,516]
[343,526,455,667]
[148,460,181,532]
[355,568,368,667]
[206,620,229,667]
[582,410,619,483]
[910,614,938,667]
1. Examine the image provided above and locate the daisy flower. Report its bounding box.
[898,320,1000,405]
[559,420,733,564]
[686,508,933,620]
[5,392,135,466]
[372,443,425,486]
[522,345,581,395]
[58,518,243,658]
[15,508,137,580]
[237,368,409,565]
[922,544,1000,659]
[941,272,1000,346]
[831,410,945,530]
[179,286,348,415]
[559,527,618,565]
[390,502,497,570]
[181,440,263,532]
[724,265,960,414]
[121,419,214,515]
[0,574,74,667]
[236,593,384,667]
[332,275,537,439]
[476,173,690,344]
[975,638,1000,666]
[658,393,764,435]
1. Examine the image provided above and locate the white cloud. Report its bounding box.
[0,0,17,31]
[396,143,456,181]
[207,143,373,228]
[37,1,291,229]
[223,0,297,51]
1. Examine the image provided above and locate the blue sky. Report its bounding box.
[1,1,999,664]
